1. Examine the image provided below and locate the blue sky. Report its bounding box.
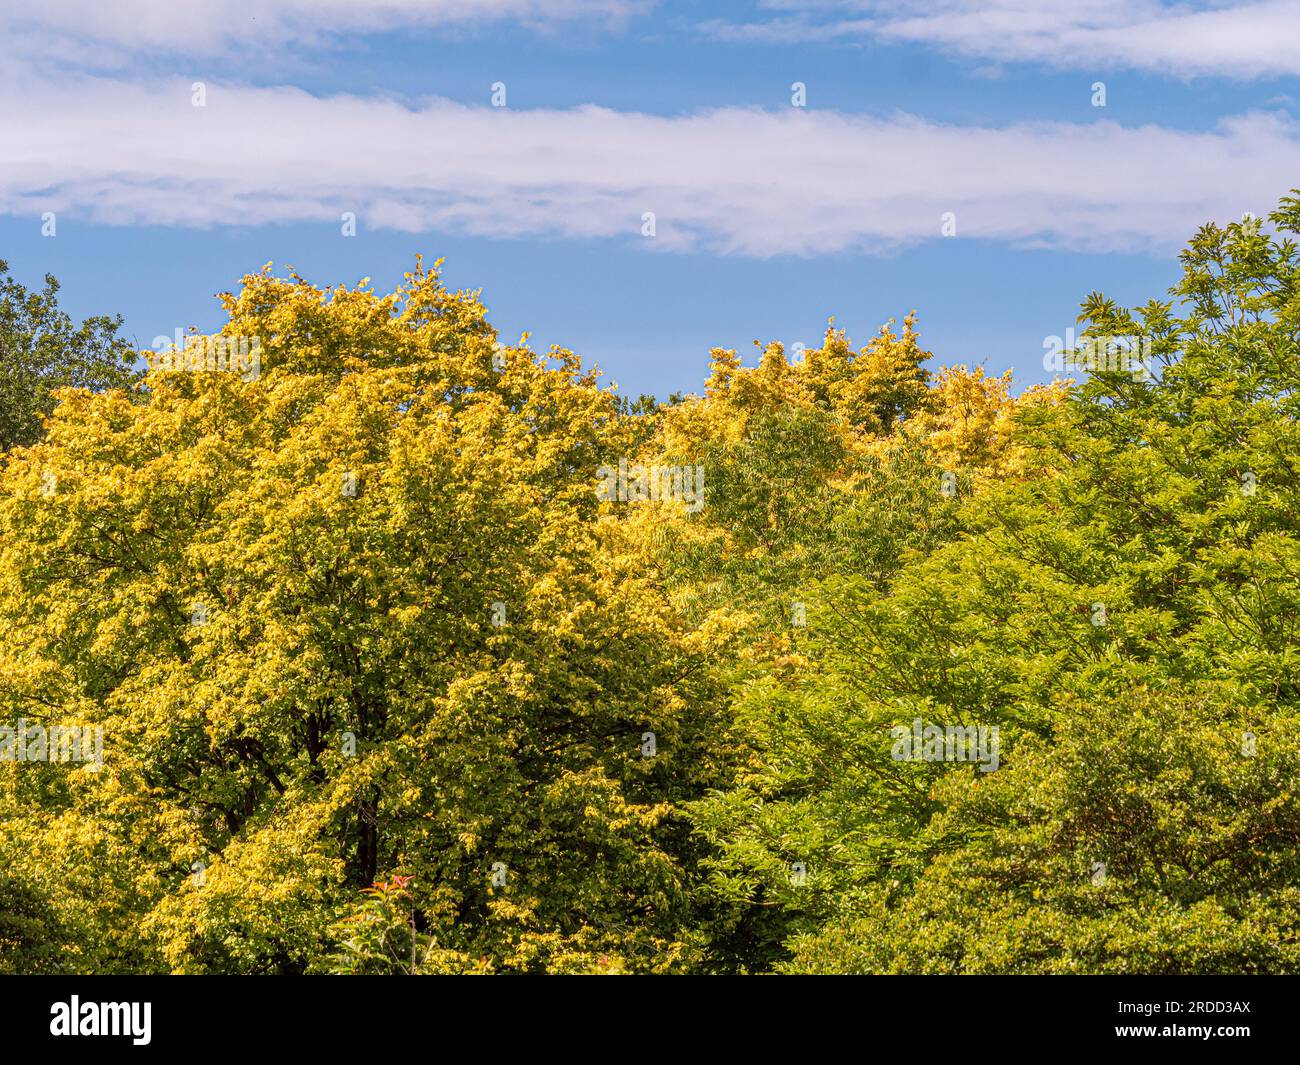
[3,1,1299,398]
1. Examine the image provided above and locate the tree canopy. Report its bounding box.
[0,261,139,454]
[4,193,1300,974]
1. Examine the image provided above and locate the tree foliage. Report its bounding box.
[0,261,139,453]
[5,194,1300,974]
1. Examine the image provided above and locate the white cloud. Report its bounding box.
[704,1,1300,79]
[2,0,651,59]
[2,70,1296,257]
[10,1,1299,80]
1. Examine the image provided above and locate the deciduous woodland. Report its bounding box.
[3,194,1300,974]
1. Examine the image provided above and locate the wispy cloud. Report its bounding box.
[12,2,1297,78]
[1,0,652,62]
[702,1,1300,79]
[2,70,1295,257]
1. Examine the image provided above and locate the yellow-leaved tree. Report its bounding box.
[0,260,733,974]
[644,313,1054,633]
